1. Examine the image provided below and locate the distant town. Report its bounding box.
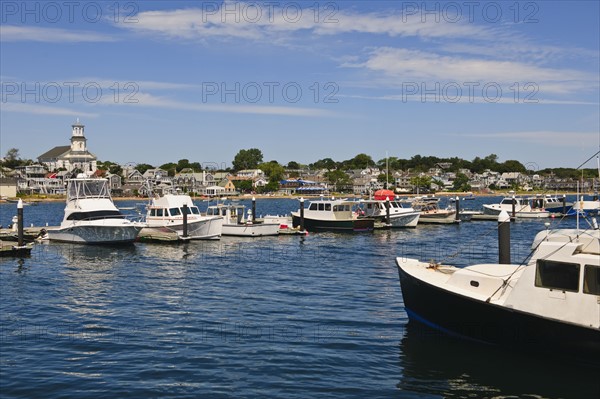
[1,121,598,199]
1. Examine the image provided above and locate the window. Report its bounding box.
[157,209,164,217]
[318,203,325,211]
[535,259,580,292]
[169,207,181,216]
[191,207,200,215]
[150,209,157,217]
[309,203,317,211]
[583,265,600,295]
[325,204,331,211]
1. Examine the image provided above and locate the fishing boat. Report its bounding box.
[142,194,223,240]
[48,176,143,244]
[206,203,279,237]
[359,198,420,227]
[411,197,456,224]
[395,222,600,363]
[539,194,572,214]
[290,198,374,232]
[483,197,550,218]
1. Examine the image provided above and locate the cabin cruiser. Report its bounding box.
[395,223,600,363]
[359,199,420,227]
[206,203,279,236]
[483,197,550,218]
[411,197,456,224]
[48,176,143,244]
[143,194,223,240]
[291,198,374,232]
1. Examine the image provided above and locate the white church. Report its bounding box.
[38,119,98,173]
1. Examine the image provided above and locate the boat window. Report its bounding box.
[66,210,124,221]
[318,203,325,211]
[157,209,164,217]
[181,206,192,215]
[191,207,200,215]
[207,208,216,216]
[535,259,580,292]
[150,209,156,217]
[325,203,331,211]
[333,205,339,212]
[169,207,181,216]
[309,203,317,211]
[583,265,600,295]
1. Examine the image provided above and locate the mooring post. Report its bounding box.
[455,196,460,221]
[182,204,188,238]
[385,197,391,225]
[511,195,516,219]
[498,210,511,264]
[299,197,305,231]
[252,196,256,224]
[17,199,24,247]
[562,194,567,215]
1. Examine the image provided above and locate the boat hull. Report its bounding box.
[396,262,600,363]
[221,222,280,237]
[48,224,141,244]
[143,217,223,240]
[483,204,549,218]
[292,215,374,232]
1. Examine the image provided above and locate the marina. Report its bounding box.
[1,196,599,398]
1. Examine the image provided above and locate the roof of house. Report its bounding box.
[38,146,70,160]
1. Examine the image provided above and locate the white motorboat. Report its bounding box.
[48,176,143,244]
[142,194,223,240]
[206,203,279,237]
[572,195,600,216]
[290,198,375,232]
[395,224,600,363]
[411,197,457,224]
[483,197,550,218]
[359,199,420,227]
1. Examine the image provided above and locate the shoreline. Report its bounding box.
[1,191,595,204]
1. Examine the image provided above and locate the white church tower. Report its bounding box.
[70,118,87,152]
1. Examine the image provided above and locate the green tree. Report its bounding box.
[410,175,432,192]
[160,162,177,176]
[233,148,263,171]
[2,148,21,169]
[286,161,300,170]
[259,161,285,182]
[325,169,352,192]
[235,180,253,193]
[452,173,471,191]
[310,158,337,170]
[135,163,154,175]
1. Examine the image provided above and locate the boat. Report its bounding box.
[206,203,279,237]
[47,176,143,244]
[411,197,456,224]
[539,194,572,214]
[482,197,550,218]
[142,194,223,240]
[290,198,375,232]
[572,195,600,216]
[359,199,420,227]
[395,224,600,363]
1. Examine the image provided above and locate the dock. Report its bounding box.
[0,227,51,241]
[0,241,33,257]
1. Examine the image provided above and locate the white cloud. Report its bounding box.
[1,102,98,117]
[0,26,116,43]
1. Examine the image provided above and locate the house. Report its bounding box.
[236,169,264,179]
[0,177,17,198]
[37,119,97,173]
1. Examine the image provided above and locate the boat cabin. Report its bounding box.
[206,204,246,224]
[67,178,111,201]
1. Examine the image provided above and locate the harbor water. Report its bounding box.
[1,197,599,398]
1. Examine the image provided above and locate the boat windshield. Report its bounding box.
[68,179,111,200]
[67,210,124,221]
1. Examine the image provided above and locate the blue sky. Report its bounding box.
[1,0,599,170]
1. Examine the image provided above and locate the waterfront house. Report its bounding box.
[37,120,97,174]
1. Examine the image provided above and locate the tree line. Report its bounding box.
[2,147,598,182]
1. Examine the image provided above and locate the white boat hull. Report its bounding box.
[386,212,420,227]
[222,222,280,237]
[483,204,549,218]
[143,217,223,240]
[48,222,141,244]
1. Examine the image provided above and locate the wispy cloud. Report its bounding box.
[118,3,490,42]
[98,92,335,117]
[0,26,116,43]
[1,102,98,117]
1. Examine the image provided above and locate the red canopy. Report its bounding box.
[373,189,395,201]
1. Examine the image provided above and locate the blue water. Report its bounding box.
[1,197,599,398]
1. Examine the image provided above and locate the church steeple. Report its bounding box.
[71,118,87,152]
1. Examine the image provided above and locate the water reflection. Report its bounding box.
[397,321,600,398]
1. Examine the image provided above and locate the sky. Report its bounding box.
[1,0,599,171]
